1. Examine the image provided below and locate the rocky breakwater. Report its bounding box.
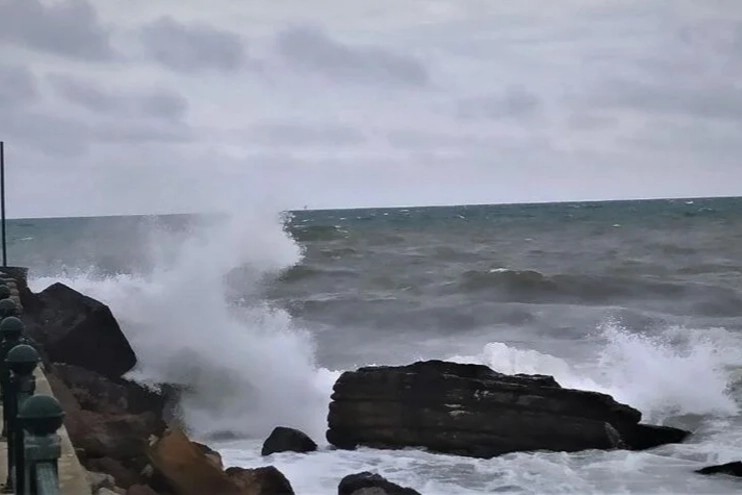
[327,360,691,458]
[17,280,295,495]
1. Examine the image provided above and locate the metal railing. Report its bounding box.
[0,290,65,495]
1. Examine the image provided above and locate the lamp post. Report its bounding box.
[0,141,6,267]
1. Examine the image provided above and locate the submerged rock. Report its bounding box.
[696,461,742,477]
[338,472,421,495]
[327,360,690,458]
[21,282,136,378]
[262,426,318,456]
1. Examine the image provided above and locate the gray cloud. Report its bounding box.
[1,110,90,157]
[0,0,116,61]
[0,64,38,108]
[250,122,365,146]
[47,74,188,121]
[276,26,430,87]
[139,16,247,72]
[590,79,742,123]
[456,87,541,120]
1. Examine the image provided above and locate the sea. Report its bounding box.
[9,196,742,494]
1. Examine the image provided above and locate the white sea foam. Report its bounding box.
[29,210,339,441]
[448,321,742,423]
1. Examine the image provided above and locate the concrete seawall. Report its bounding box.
[1,269,93,494]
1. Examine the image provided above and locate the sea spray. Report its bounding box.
[591,321,741,421]
[448,320,742,423]
[29,210,339,441]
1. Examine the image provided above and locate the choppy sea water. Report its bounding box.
[10,197,742,494]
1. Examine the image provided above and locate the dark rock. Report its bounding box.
[76,411,162,459]
[262,426,318,456]
[47,371,165,487]
[51,363,168,417]
[87,457,141,489]
[193,441,224,470]
[21,283,136,378]
[226,466,295,494]
[148,427,241,495]
[696,461,742,477]
[126,485,160,495]
[338,472,421,495]
[86,470,117,493]
[326,360,690,458]
[627,423,691,450]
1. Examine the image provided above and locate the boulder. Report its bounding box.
[262,426,318,456]
[193,441,224,470]
[225,466,295,495]
[21,282,136,378]
[51,363,168,417]
[696,461,742,477]
[326,360,690,458]
[338,472,420,495]
[97,489,125,495]
[86,457,143,489]
[74,410,162,459]
[147,427,241,495]
[87,470,117,493]
[126,485,160,495]
[47,371,166,488]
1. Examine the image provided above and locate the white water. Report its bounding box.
[30,211,339,441]
[27,209,742,494]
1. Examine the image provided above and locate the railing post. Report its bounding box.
[0,315,24,440]
[0,285,10,303]
[19,395,65,495]
[0,315,24,494]
[0,299,19,320]
[6,344,40,495]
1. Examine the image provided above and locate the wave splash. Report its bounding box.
[448,321,742,423]
[29,211,339,441]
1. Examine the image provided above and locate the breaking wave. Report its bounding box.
[448,320,742,423]
[29,210,340,441]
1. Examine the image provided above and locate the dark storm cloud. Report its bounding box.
[139,16,247,72]
[275,26,430,87]
[456,87,541,120]
[0,64,38,107]
[0,0,116,61]
[47,74,188,121]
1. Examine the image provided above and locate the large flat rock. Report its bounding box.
[327,360,690,458]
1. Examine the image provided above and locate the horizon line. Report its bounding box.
[10,193,741,221]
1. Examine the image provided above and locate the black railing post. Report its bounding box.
[0,315,24,440]
[2,369,14,494]
[20,395,65,495]
[6,344,40,495]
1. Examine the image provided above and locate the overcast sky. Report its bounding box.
[1,0,741,218]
